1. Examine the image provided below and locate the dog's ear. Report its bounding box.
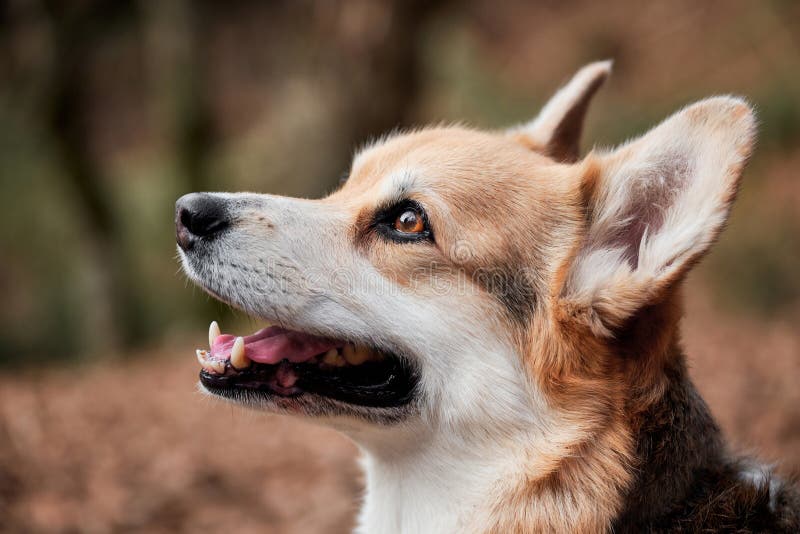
[512,60,612,162]
[556,97,756,337]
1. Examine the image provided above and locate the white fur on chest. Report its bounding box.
[355,441,520,534]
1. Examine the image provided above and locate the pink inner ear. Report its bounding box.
[611,156,692,269]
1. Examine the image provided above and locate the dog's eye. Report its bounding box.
[394,208,425,234]
[374,200,433,243]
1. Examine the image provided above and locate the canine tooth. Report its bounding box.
[209,321,221,347]
[230,336,250,370]
[196,349,208,365]
[346,344,371,365]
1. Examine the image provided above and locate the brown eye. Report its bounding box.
[394,209,425,234]
[376,200,432,243]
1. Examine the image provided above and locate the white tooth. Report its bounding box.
[198,349,225,374]
[202,360,221,373]
[208,360,226,374]
[209,321,221,348]
[230,336,250,370]
[346,344,370,365]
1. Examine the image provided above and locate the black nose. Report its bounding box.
[175,193,230,250]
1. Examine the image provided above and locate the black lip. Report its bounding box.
[200,356,418,408]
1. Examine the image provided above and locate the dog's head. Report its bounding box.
[177,62,755,454]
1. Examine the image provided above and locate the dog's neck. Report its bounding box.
[352,335,729,532]
[612,355,727,529]
[354,424,531,534]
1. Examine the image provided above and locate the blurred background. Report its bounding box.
[1,0,798,532]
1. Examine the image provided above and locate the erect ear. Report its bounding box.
[512,60,612,162]
[556,97,756,337]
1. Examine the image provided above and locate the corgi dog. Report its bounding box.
[176,61,799,532]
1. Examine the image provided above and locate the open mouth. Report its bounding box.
[197,322,417,408]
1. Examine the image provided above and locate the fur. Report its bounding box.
[178,61,800,532]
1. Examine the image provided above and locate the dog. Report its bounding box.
[176,61,799,532]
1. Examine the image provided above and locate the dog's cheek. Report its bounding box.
[364,239,450,291]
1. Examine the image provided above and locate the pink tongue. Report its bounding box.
[210,326,340,364]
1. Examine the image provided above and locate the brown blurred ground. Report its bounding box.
[1,0,799,532]
[0,355,361,534]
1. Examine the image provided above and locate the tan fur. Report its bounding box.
[331,128,578,307]
[181,62,763,532]
[322,97,753,531]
